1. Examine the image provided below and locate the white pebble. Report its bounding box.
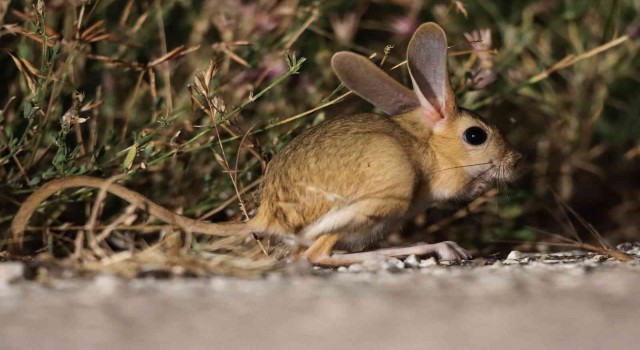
[382,258,405,272]
[542,259,559,264]
[404,255,420,268]
[419,257,438,268]
[506,250,524,260]
[348,263,365,273]
[591,255,608,262]
[0,262,25,286]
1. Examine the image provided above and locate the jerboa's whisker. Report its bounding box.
[429,161,493,175]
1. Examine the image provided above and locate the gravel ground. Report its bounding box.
[1,249,640,350]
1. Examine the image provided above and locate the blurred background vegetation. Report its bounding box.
[0,0,639,274]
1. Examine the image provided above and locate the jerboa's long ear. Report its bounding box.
[407,22,457,123]
[332,52,419,116]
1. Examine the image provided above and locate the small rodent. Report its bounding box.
[11,23,520,266]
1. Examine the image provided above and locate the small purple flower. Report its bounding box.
[390,16,418,36]
[464,28,497,89]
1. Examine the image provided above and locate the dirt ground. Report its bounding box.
[1,251,639,350]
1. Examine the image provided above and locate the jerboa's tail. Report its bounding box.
[10,176,253,252]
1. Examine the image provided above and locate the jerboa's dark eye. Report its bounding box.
[463,126,488,145]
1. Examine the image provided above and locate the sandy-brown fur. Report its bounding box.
[252,113,422,249]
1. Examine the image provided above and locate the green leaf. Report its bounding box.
[123,143,137,171]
